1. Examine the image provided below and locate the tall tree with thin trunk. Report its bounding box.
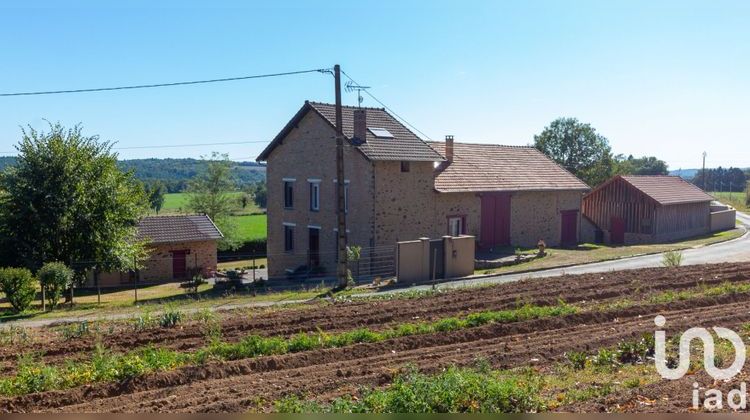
[186,152,241,250]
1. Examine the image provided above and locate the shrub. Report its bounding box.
[662,250,683,267]
[37,262,74,308]
[0,267,37,313]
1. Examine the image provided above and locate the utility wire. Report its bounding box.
[0,68,330,97]
[340,70,434,141]
[113,140,269,150]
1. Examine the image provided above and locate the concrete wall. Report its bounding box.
[711,209,736,232]
[443,235,475,279]
[396,238,430,284]
[509,190,584,248]
[396,235,475,283]
[265,111,375,277]
[87,240,218,287]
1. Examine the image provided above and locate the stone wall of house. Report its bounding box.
[87,240,218,287]
[509,190,584,248]
[373,161,438,246]
[265,111,375,278]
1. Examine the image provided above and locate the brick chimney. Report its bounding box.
[353,109,367,143]
[445,135,454,163]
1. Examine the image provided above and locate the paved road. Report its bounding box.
[6,213,749,328]
[387,211,750,293]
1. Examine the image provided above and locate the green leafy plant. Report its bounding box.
[159,308,183,328]
[59,321,91,341]
[662,250,683,268]
[275,366,545,413]
[37,262,74,308]
[0,267,37,313]
[566,351,587,370]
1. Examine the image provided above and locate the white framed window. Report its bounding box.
[309,180,320,211]
[448,216,464,237]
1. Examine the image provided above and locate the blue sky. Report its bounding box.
[0,0,747,169]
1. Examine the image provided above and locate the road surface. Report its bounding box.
[392,211,750,293]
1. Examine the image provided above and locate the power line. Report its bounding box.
[113,140,268,150]
[340,70,434,141]
[0,68,331,97]
[0,140,271,155]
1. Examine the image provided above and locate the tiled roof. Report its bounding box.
[619,175,713,205]
[136,215,223,244]
[257,101,444,162]
[429,142,590,193]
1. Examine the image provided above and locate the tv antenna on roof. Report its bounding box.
[345,81,370,107]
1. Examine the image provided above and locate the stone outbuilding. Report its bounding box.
[88,214,223,287]
[257,101,590,279]
[581,175,718,244]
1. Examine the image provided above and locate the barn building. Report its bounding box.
[582,175,715,244]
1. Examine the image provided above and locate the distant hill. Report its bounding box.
[0,156,265,192]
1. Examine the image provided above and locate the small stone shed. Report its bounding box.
[88,215,223,287]
[582,175,716,244]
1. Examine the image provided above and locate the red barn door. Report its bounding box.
[560,210,578,247]
[480,193,511,249]
[610,217,625,245]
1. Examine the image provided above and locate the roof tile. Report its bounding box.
[619,175,714,205]
[136,215,223,244]
[429,142,590,192]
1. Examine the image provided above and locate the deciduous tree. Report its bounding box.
[534,118,613,187]
[0,123,147,274]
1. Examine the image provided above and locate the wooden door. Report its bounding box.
[308,228,320,267]
[480,193,511,249]
[560,210,578,247]
[610,217,625,245]
[171,250,187,279]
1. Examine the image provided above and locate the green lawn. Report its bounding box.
[156,192,267,240]
[710,191,749,212]
[234,214,267,241]
[158,192,262,216]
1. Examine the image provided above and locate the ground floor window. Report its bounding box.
[447,215,466,236]
[284,224,295,252]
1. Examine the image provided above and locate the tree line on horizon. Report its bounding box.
[0,155,266,194]
[533,117,748,192]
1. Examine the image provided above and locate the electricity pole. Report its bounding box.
[334,64,348,288]
[702,151,707,190]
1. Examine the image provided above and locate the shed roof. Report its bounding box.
[136,215,223,244]
[256,101,444,162]
[429,141,590,193]
[617,175,714,205]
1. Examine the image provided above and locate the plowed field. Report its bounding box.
[2,262,750,412]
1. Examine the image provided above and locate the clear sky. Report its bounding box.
[0,0,747,169]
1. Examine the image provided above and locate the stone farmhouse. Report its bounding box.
[256,101,590,279]
[87,214,222,287]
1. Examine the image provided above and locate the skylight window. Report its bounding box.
[368,127,394,138]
